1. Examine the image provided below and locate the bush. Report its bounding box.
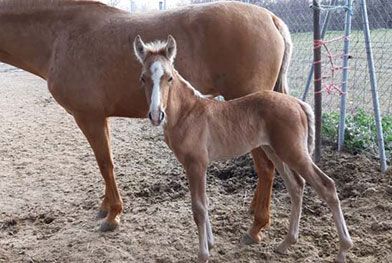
[321,109,392,160]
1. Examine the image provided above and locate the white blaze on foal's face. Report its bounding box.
[132,35,178,126]
[146,60,168,126]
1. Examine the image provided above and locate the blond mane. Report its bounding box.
[176,72,210,99]
[144,41,168,54]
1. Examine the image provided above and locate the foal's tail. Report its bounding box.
[272,16,293,95]
[296,99,315,155]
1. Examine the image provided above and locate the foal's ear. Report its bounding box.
[165,35,177,63]
[133,35,146,63]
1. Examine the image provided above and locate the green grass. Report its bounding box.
[322,110,392,160]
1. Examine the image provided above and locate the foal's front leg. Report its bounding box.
[184,160,213,262]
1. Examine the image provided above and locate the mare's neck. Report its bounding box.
[0,1,108,78]
[164,72,205,129]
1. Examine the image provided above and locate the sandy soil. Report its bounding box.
[0,68,391,263]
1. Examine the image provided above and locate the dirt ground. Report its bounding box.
[0,67,391,263]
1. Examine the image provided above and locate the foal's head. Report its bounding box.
[133,35,177,126]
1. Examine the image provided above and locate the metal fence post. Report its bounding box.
[313,0,322,162]
[360,0,388,173]
[337,0,353,151]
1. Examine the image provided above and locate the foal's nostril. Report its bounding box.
[159,111,165,122]
[148,112,152,121]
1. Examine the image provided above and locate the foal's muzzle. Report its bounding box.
[148,110,165,126]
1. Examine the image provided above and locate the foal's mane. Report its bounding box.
[144,41,168,55]
[176,72,209,99]
[0,0,105,12]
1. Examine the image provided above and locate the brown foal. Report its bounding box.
[0,0,291,235]
[133,35,353,263]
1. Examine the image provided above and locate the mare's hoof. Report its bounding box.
[96,210,108,219]
[248,207,255,215]
[100,221,118,232]
[241,233,259,245]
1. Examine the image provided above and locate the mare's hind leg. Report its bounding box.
[262,146,305,254]
[243,147,275,244]
[74,115,123,232]
[293,160,353,263]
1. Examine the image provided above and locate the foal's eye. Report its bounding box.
[140,76,145,83]
[168,76,173,82]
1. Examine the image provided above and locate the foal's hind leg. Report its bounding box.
[74,115,123,232]
[276,169,304,254]
[243,147,275,244]
[262,147,305,254]
[294,161,353,263]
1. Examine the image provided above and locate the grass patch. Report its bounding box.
[322,109,392,160]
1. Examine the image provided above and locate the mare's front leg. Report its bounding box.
[184,158,213,262]
[74,115,123,232]
[244,147,275,244]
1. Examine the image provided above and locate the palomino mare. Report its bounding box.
[0,0,292,237]
[133,35,353,263]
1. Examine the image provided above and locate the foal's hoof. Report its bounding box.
[274,243,288,254]
[99,220,118,232]
[198,252,209,263]
[241,233,259,245]
[96,210,108,219]
[208,240,214,250]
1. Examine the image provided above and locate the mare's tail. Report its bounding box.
[272,16,293,95]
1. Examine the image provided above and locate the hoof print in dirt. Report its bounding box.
[43,216,55,224]
[134,179,187,203]
[1,218,17,229]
